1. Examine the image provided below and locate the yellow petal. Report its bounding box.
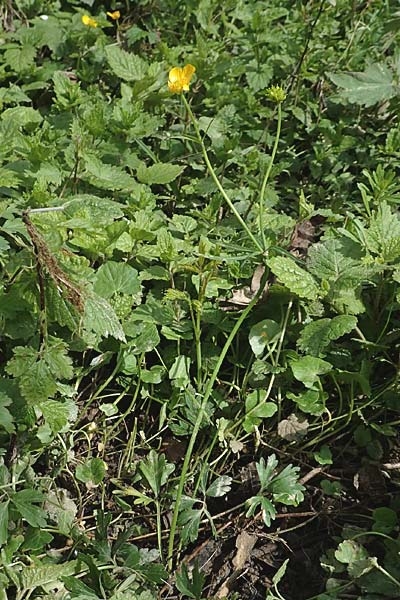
[107,10,120,20]
[182,64,196,82]
[168,67,183,84]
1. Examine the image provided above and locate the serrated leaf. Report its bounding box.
[38,398,77,433]
[297,315,357,357]
[19,560,79,589]
[1,106,42,127]
[137,163,185,185]
[0,392,15,433]
[328,63,395,106]
[83,155,135,191]
[83,294,126,342]
[93,262,141,298]
[106,45,147,81]
[287,389,327,415]
[268,256,319,300]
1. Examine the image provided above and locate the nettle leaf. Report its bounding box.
[0,392,15,433]
[268,256,319,300]
[1,106,42,127]
[137,163,185,185]
[83,155,135,191]
[19,560,79,590]
[297,315,357,357]
[93,262,141,298]
[365,202,400,262]
[83,294,126,342]
[249,319,280,357]
[106,45,147,81]
[6,340,73,404]
[38,398,77,433]
[328,63,395,107]
[63,195,124,227]
[290,356,332,388]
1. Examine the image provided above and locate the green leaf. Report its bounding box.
[335,540,368,564]
[83,294,126,342]
[6,341,73,404]
[328,63,395,106]
[206,475,232,498]
[290,356,332,388]
[19,560,79,590]
[372,507,398,534]
[0,501,9,546]
[137,163,185,185]
[249,319,280,357]
[76,458,107,486]
[93,262,141,298]
[106,45,147,81]
[178,508,203,545]
[268,256,320,300]
[176,562,205,600]
[169,355,191,388]
[0,393,15,434]
[287,389,327,415]
[83,155,135,191]
[297,315,357,357]
[38,398,77,433]
[139,451,174,498]
[272,559,289,587]
[314,445,333,465]
[11,490,47,528]
[131,323,160,354]
[1,106,42,127]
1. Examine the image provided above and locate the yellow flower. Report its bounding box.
[82,14,98,28]
[168,64,196,94]
[107,10,120,20]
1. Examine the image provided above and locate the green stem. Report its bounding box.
[156,500,163,560]
[259,102,282,250]
[181,94,263,254]
[167,268,269,569]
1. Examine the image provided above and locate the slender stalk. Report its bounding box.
[181,94,264,254]
[259,102,282,250]
[167,269,269,569]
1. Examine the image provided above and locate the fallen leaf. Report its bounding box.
[278,413,309,441]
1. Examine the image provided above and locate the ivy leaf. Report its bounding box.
[297,315,357,357]
[249,319,280,357]
[290,356,332,388]
[137,163,185,185]
[105,45,147,81]
[76,458,107,486]
[268,256,320,300]
[328,63,395,107]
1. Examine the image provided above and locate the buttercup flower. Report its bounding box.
[107,10,120,20]
[168,64,196,94]
[82,15,98,28]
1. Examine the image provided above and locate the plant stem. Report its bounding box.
[181,94,264,254]
[167,268,269,569]
[259,102,282,250]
